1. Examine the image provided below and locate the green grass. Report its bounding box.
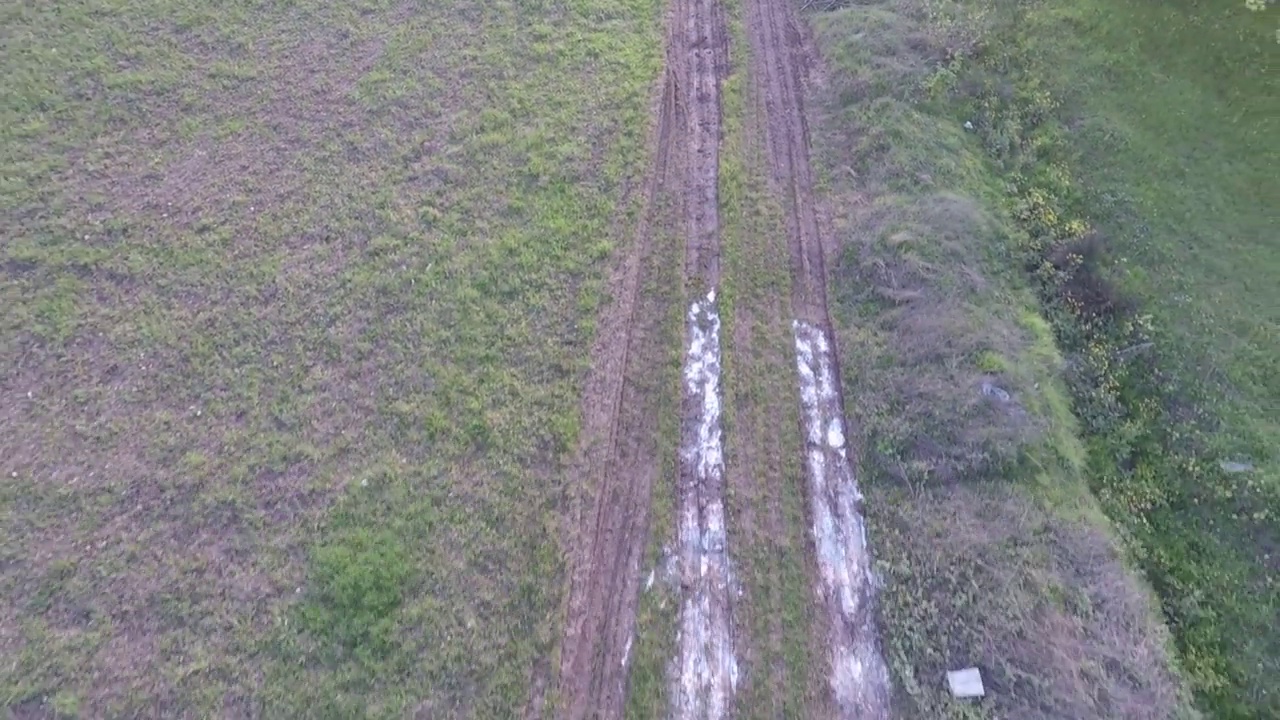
[806,0,1277,716]
[982,0,1278,494]
[1,0,664,715]
[716,0,825,711]
[913,0,1278,715]
[807,0,1199,717]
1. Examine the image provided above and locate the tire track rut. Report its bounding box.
[553,60,681,720]
[742,0,892,716]
[553,0,735,715]
[673,0,737,716]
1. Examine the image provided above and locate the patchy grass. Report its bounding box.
[1,0,663,715]
[808,0,1199,717]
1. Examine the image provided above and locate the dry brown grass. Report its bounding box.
[833,191,1048,489]
[871,485,1191,719]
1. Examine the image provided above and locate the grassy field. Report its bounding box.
[1,0,664,716]
[807,0,1276,717]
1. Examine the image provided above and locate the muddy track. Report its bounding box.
[551,0,734,715]
[552,61,682,720]
[673,0,737,715]
[742,0,892,717]
[679,0,730,292]
[742,0,827,322]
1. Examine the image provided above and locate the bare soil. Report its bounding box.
[670,0,738,717]
[680,0,731,293]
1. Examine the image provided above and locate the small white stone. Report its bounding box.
[827,420,845,449]
[947,667,985,698]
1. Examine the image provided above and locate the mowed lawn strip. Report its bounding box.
[1,0,662,716]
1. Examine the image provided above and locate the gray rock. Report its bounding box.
[981,380,1011,403]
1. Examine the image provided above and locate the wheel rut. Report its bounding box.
[742,0,893,716]
[551,0,737,716]
[553,0,887,716]
[551,56,681,720]
[672,0,737,716]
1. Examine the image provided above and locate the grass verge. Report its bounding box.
[807,0,1200,716]
[717,0,827,712]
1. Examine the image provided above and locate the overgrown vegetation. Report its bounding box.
[919,0,1277,716]
[1,0,663,715]
[807,0,1218,717]
[812,0,1276,716]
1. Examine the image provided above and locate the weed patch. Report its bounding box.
[809,0,1199,716]
[898,0,1280,716]
[298,528,411,663]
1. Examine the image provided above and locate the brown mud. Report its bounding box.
[551,0,733,715]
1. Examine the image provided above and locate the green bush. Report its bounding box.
[298,529,412,662]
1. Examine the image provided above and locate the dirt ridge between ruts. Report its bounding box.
[741,0,892,716]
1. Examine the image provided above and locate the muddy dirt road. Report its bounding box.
[672,0,738,717]
[554,0,889,715]
[552,0,735,716]
[742,0,892,716]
